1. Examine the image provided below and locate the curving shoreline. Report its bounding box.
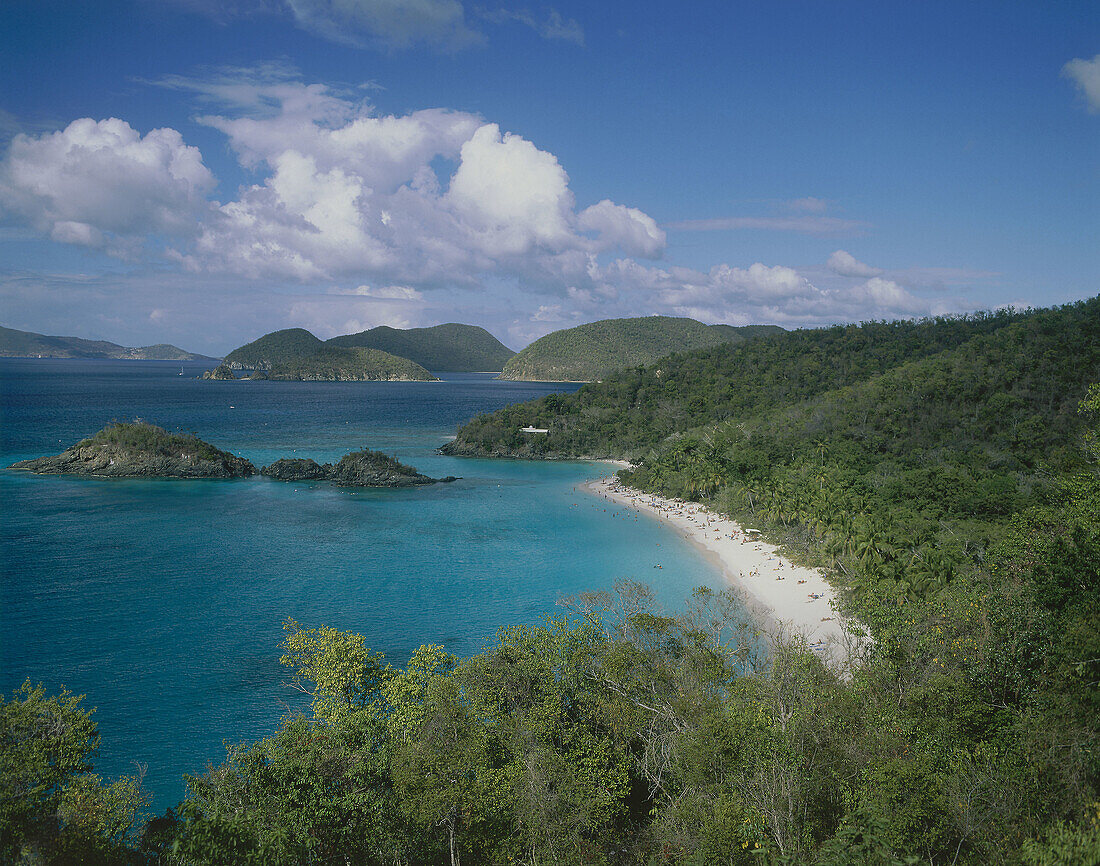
[586,475,858,663]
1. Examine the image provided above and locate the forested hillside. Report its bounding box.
[5,299,1098,864]
[326,323,515,371]
[496,316,782,381]
[445,305,1073,460]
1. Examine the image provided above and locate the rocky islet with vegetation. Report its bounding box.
[262,450,457,487]
[7,422,256,479]
[8,422,454,487]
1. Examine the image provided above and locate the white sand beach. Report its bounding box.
[586,475,856,663]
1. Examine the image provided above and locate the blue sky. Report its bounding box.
[1,0,1097,354]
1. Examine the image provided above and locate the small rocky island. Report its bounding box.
[262,449,457,488]
[9,422,457,488]
[8,422,257,478]
[202,363,237,380]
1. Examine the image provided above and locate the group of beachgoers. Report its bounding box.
[586,475,851,662]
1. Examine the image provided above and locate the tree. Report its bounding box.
[280,618,392,724]
[0,680,148,863]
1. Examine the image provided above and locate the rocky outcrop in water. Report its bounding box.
[9,424,460,488]
[260,458,330,481]
[9,422,256,478]
[202,364,237,380]
[261,450,458,487]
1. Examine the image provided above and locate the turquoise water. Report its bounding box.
[1,359,726,812]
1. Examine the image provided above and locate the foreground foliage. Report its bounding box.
[0,682,148,864]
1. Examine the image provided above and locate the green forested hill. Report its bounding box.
[445,306,1044,459]
[496,316,783,381]
[0,325,214,360]
[223,328,325,368]
[326,323,515,371]
[221,328,436,381]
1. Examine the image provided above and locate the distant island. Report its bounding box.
[220,329,437,381]
[206,318,786,383]
[497,316,784,381]
[0,325,216,361]
[8,422,256,478]
[262,450,457,487]
[326,323,515,371]
[9,421,455,487]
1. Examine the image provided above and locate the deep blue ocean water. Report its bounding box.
[1,359,725,812]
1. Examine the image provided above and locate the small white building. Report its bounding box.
[521,426,549,434]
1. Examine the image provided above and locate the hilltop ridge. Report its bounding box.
[222,329,436,381]
[326,323,514,371]
[0,325,215,361]
[497,316,783,381]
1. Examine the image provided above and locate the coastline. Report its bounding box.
[586,475,855,663]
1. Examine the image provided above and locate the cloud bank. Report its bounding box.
[0,70,969,347]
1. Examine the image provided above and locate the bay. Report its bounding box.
[1,359,726,812]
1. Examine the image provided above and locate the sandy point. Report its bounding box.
[585,475,862,667]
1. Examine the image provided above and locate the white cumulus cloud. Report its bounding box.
[446,123,575,256]
[578,200,665,258]
[1063,54,1100,113]
[0,117,214,255]
[173,80,669,287]
[827,249,883,278]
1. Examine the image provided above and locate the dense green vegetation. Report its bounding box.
[1,682,149,863]
[447,297,1099,614]
[222,329,436,381]
[256,347,436,382]
[497,316,783,381]
[200,363,235,380]
[5,299,1098,863]
[447,305,1087,460]
[84,422,221,460]
[327,324,515,372]
[223,328,325,368]
[0,325,209,360]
